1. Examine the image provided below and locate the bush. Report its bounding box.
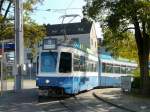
[132,77,140,89]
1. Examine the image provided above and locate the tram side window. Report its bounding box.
[80,56,86,71]
[59,52,72,73]
[106,64,113,73]
[73,55,97,72]
[91,63,96,72]
[126,67,136,74]
[102,63,106,73]
[86,63,89,71]
[94,63,97,72]
[89,63,93,71]
[91,63,94,72]
[73,58,80,71]
[114,65,120,73]
[120,66,126,74]
[126,67,132,74]
[102,63,113,73]
[85,57,89,71]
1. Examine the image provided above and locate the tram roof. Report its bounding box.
[100,54,137,67]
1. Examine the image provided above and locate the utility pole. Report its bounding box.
[14,0,24,91]
[0,42,4,95]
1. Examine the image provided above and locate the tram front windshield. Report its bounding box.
[41,52,58,72]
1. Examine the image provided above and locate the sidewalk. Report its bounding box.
[94,88,150,112]
[0,80,36,91]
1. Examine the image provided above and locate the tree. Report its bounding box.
[0,0,46,62]
[0,0,14,40]
[84,0,150,95]
[103,29,138,61]
[24,22,46,58]
[0,0,44,21]
[0,0,45,44]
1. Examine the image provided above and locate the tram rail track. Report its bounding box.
[64,91,138,112]
[37,90,138,112]
[56,93,100,112]
[92,92,137,112]
[58,98,74,112]
[38,94,99,112]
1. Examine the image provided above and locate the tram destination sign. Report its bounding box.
[43,38,57,50]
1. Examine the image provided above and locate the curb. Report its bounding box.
[93,92,137,112]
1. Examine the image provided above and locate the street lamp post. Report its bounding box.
[14,0,24,91]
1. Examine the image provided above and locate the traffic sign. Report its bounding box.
[0,43,15,54]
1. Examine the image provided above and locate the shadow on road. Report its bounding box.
[0,88,38,104]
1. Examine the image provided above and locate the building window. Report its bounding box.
[51,30,57,34]
[60,29,65,33]
[78,28,84,31]
[71,38,79,44]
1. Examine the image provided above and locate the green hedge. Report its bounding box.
[132,77,140,89]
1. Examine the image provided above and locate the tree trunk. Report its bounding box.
[134,19,150,95]
[139,50,150,95]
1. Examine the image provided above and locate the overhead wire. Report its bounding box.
[27,0,82,23]
[66,0,74,9]
[65,0,74,14]
[32,8,81,13]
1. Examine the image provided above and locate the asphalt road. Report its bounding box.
[0,88,127,112]
[1,80,149,112]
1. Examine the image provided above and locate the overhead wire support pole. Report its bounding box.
[0,41,4,96]
[14,0,24,92]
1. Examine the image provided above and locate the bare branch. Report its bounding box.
[0,0,5,14]
[122,27,135,33]
[3,1,12,21]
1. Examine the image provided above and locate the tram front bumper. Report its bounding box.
[36,77,73,87]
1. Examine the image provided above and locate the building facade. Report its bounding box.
[44,20,98,54]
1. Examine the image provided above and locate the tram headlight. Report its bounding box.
[45,79,50,84]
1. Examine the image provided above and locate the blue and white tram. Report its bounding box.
[36,45,99,96]
[99,54,137,87]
